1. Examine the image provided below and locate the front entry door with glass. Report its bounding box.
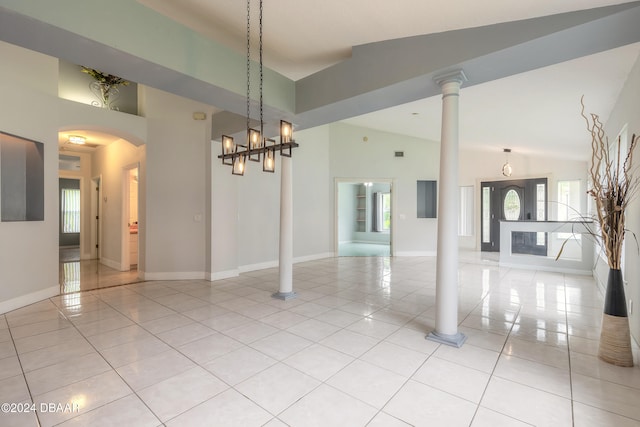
[481,178,547,253]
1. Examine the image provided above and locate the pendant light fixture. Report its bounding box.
[502,148,512,177]
[218,0,298,175]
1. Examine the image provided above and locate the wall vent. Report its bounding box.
[395,151,404,157]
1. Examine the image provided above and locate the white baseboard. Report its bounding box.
[294,252,335,263]
[239,252,335,273]
[0,285,59,315]
[100,257,121,270]
[207,269,240,281]
[500,262,592,276]
[239,260,279,273]
[143,271,206,281]
[395,251,437,257]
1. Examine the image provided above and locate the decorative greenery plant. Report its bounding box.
[81,66,129,87]
[81,66,129,109]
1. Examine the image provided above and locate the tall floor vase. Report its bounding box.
[598,269,634,367]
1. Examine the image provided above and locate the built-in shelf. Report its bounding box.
[356,185,366,232]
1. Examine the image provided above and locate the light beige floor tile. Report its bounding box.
[471,407,531,426]
[0,328,11,343]
[283,344,354,381]
[0,410,40,427]
[33,371,132,427]
[503,336,569,369]
[568,334,599,356]
[327,359,406,409]
[98,336,171,368]
[138,366,228,422]
[0,340,16,360]
[572,401,640,427]
[360,341,428,377]
[233,303,282,320]
[250,331,313,360]
[74,314,135,337]
[55,394,160,427]
[280,384,377,427]
[18,338,96,372]
[494,354,571,398]
[236,363,320,414]
[9,318,72,340]
[116,350,196,391]
[346,317,401,339]
[165,389,271,427]
[385,380,477,426]
[0,374,31,403]
[572,373,640,421]
[156,322,215,347]
[200,312,253,331]
[570,351,640,390]
[203,346,277,385]
[87,324,153,350]
[412,356,490,403]
[459,326,508,352]
[25,352,112,396]
[320,329,379,357]
[139,313,194,334]
[313,309,362,327]
[286,318,341,341]
[384,327,441,354]
[260,311,310,329]
[433,342,499,374]
[481,376,572,426]
[367,412,411,426]
[224,321,279,344]
[177,332,244,365]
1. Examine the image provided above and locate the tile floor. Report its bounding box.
[2,255,640,426]
[59,248,140,294]
[338,243,391,257]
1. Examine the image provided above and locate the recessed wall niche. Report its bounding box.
[417,180,437,218]
[1,131,44,221]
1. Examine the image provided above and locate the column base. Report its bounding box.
[426,331,467,348]
[272,291,297,301]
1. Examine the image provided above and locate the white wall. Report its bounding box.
[141,87,215,280]
[604,52,640,342]
[329,122,440,256]
[0,42,59,313]
[209,123,332,275]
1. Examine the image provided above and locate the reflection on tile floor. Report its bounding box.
[59,248,140,294]
[3,255,640,426]
[338,242,390,257]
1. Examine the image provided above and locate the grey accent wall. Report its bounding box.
[1,132,44,222]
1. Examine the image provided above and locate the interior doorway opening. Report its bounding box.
[336,180,393,257]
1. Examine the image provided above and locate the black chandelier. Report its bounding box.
[218,0,298,175]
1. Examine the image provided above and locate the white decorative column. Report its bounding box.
[273,155,296,300]
[427,70,467,347]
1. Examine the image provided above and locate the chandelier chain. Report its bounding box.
[259,0,264,138]
[246,0,251,134]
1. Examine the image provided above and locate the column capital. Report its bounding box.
[434,70,468,87]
